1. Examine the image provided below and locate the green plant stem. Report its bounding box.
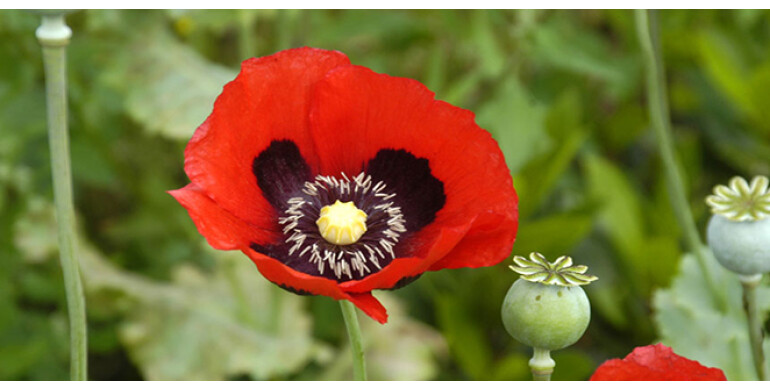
[36,13,88,381]
[529,347,554,381]
[634,9,726,312]
[740,274,767,381]
[339,300,367,380]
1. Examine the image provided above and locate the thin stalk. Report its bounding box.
[634,9,726,312]
[339,300,367,381]
[529,347,554,381]
[36,13,87,381]
[740,274,767,381]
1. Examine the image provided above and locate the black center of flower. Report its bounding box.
[251,140,445,282]
[279,173,406,279]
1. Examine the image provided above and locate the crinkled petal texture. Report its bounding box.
[590,344,727,381]
[171,47,518,324]
[182,48,349,233]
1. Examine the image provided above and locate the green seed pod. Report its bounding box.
[501,253,595,351]
[705,176,770,275]
[502,279,590,351]
[707,215,770,275]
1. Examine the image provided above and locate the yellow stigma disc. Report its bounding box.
[316,200,368,245]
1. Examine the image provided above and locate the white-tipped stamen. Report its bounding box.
[277,173,407,280]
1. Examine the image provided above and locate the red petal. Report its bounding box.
[168,183,278,249]
[309,65,517,272]
[243,247,388,323]
[340,222,469,292]
[428,211,518,271]
[347,292,388,324]
[341,212,516,292]
[590,344,727,381]
[184,48,350,229]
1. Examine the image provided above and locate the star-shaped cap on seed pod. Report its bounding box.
[510,252,597,287]
[706,176,770,222]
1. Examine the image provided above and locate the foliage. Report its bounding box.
[82,244,327,381]
[2,9,770,380]
[654,249,770,380]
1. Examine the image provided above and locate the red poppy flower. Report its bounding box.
[169,47,518,324]
[590,344,727,381]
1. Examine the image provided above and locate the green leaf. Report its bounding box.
[528,15,640,99]
[583,154,645,266]
[13,197,58,264]
[697,30,748,108]
[697,29,770,137]
[583,154,683,295]
[589,284,631,330]
[476,77,549,173]
[653,249,770,380]
[550,349,595,381]
[491,353,530,380]
[81,245,328,380]
[512,212,593,261]
[103,28,236,140]
[515,89,588,219]
[434,294,492,380]
[471,10,505,77]
[640,236,680,288]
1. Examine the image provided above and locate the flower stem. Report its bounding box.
[36,13,88,381]
[339,300,367,380]
[529,347,554,381]
[740,274,767,381]
[634,9,726,312]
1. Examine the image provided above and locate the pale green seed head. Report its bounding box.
[706,175,770,222]
[509,252,597,287]
[501,279,590,351]
[707,214,770,275]
[502,253,595,350]
[705,176,770,275]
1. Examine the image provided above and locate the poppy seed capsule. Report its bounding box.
[706,215,770,275]
[502,278,590,351]
[705,176,770,275]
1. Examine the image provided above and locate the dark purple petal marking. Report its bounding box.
[274,283,316,296]
[253,140,312,209]
[365,149,445,232]
[250,146,445,287]
[386,274,423,290]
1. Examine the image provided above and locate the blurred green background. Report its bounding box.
[1,9,770,380]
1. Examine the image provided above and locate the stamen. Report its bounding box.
[276,172,408,281]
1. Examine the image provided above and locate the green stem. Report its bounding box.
[339,300,367,381]
[36,13,88,381]
[740,274,767,381]
[529,347,554,381]
[634,9,726,312]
